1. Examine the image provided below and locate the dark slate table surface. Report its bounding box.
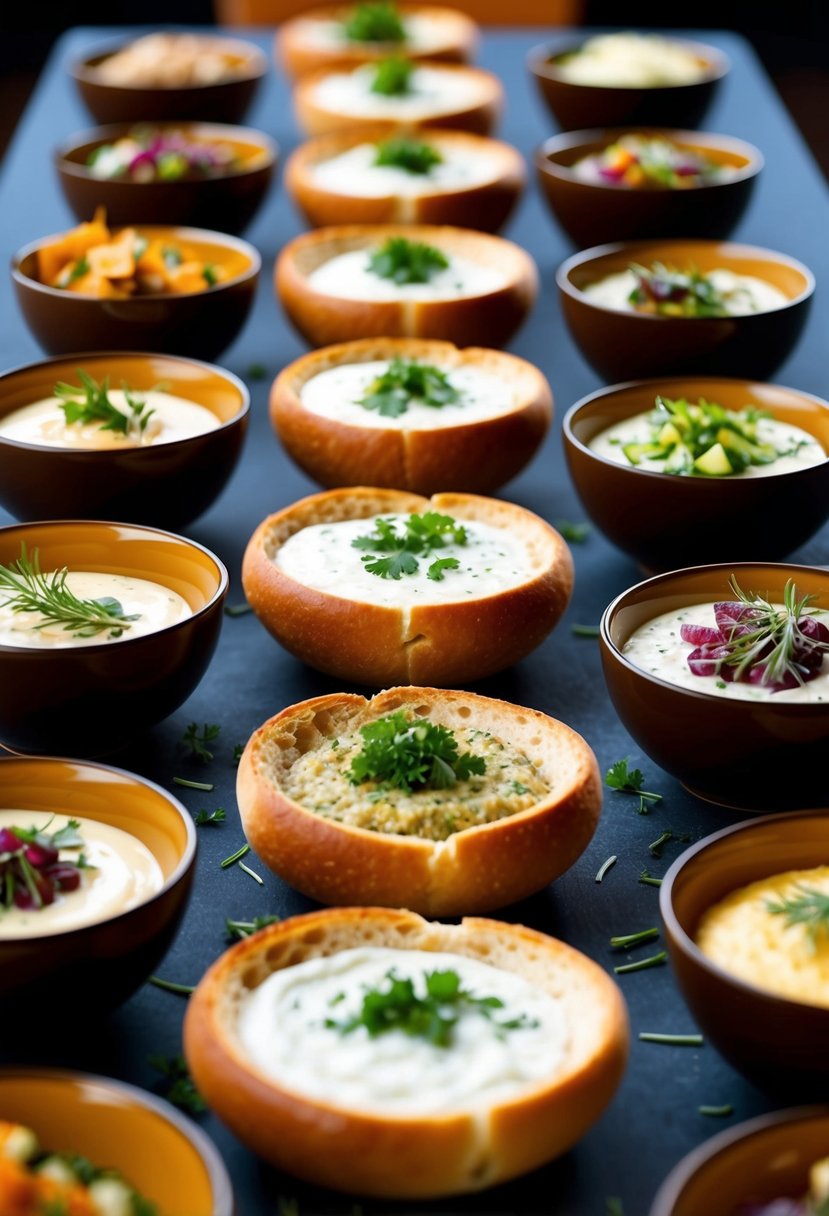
[1,25,828,1216]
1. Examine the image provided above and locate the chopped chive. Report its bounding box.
[595,855,617,883]
[148,975,195,996]
[648,830,673,857]
[173,777,215,792]
[572,624,601,637]
[699,1104,733,1117]
[607,1200,625,1216]
[554,519,591,544]
[221,844,250,868]
[238,859,264,885]
[247,362,267,380]
[610,927,659,950]
[614,950,667,975]
[639,1032,703,1046]
[224,602,253,617]
[639,869,662,887]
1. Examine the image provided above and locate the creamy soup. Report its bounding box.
[0,810,164,938]
[236,946,568,1113]
[275,514,533,606]
[307,249,503,300]
[308,141,500,197]
[582,268,789,315]
[0,389,220,449]
[554,33,708,88]
[298,13,449,53]
[300,360,519,429]
[311,63,489,119]
[0,571,191,648]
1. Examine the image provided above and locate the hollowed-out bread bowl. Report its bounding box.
[275,224,538,349]
[184,906,629,1198]
[277,4,478,79]
[269,337,551,494]
[242,486,573,686]
[293,60,503,137]
[285,126,524,231]
[236,686,601,916]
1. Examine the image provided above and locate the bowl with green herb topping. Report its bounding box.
[564,376,829,570]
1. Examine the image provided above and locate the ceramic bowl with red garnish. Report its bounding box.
[600,562,829,809]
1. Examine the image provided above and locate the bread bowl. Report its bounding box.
[293,59,503,137]
[270,337,551,494]
[183,906,629,1197]
[285,126,524,231]
[242,486,573,685]
[237,686,601,915]
[277,3,478,79]
[275,224,537,348]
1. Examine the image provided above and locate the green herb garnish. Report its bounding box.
[180,722,221,764]
[714,577,829,689]
[344,1,405,41]
[202,264,218,287]
[572,624,601,637]
[348,710,485,792]
[766,883,829,951]
[554,519,591,543]
[149,1054,206,1114]
[698,1104,733,1117]
[370,55,414,95]
[628,262,729,317]
[221,843,250,868]
[172,778,214,792]
[225,914,281,941]
[54,369,155,439]
[613,950,667,975]
[368,236,448,283]
[358,357,459,417]
[148,975,195,996]
[595,855,617,883]
[610,927,659,950]
[352,510,467,580]
[193,807,226,826]
[639,869,663,887]
[373,136,442,174]
[639,1032,703,1046]
[605,758,662,813]
[0,543,139,639]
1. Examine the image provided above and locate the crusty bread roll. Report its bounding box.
[241,486,574,686]
[269,337,551,494]
[284,126,525,231]
[184,906,629,1198]
[274,224,538,349]
[277,4,478,79]
[237,686,602,915]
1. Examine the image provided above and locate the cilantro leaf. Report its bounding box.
[193,807,226,826]
[373,137,442,174]
[348,711,485,793]
[606,758,663,812]
[367,237,448,284]
[344,1,405,42]
[370,56,414,95]
[353,512,467,581]
[358,358,459,417]
[180,722,221,763]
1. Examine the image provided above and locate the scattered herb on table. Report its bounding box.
[246,362,267,381]
[173,778,214,792]
[148,975,195,996]
[358,358,459,417]
[233,743,245,764]
[344,1,405,42]
[226,914,281,941]
[180,722,220,763]
[554,519,591,543]
[606,1200,625,1216]
[614,950,667,975]
[572,624,601,638]
[352,511,467,581]
[224,601,253,617]
[638,869,663,887]
[648,829,673,857]
[367,236,448,284]
[605,758,663,813]
[595,855,617,883]
[149,1054,206,1114]
[639,1032,703,1046]
[0,543,139,639]
[193,807,226,827]
[238,859,264,884]
[348,710,485,792]
[610,927,659,950]
[370,56,414,95]
[766,883,829,951]
[221,844,251,869]
[374,136,442,174]
[698,1104,733,1117]
[55,369,155,439]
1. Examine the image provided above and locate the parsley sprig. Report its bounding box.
[349,710,485,792]
[605,758,663,813]
[0,543,139,639]
[358,358,459,417]
[367,236,448,284]
[352,511,467,580]
[180,722,221,763]
[766,883,829,952]
[55,369,155,439]
[373,136,442,174]
[370,56,414,95]
[344,1,405,41]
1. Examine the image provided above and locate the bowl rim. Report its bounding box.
[0,349,250,457]
[0,755,198,942]
[11,225,262,301]
[55,120,279,182]
[556,238,816,317]
[599,559,829,711]
[648,1104,829,1216]
[562,375,829,480]
[526,33,730,88]
[70,34,269,91]
[534,127,764,187]
[0,1064,235,1215]
[0,516,229,654]
[659,809,829,1014]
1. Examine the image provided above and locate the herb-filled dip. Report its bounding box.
[583,264,789,317]
[552,33,708,88]
[236,946,569,1114]
[296,4,453,55]
[275,510,533,606]
[696,866,829,1007]
[300,357,519,429]
[307,236,504,300]
[571,135,735,190]
[308,135,499,198]
[0,811,163,939]
[310,60,490,120]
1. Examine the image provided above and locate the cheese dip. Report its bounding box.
[310,63,490,120]
[0,389,220,449]
[308,140,500,198]
[553,33,708,88]
[583,268,789,315]
[307,249,504,300]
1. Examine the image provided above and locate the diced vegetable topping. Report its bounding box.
[577,135,726,190]
[87,127,239,182]
[628,262,729,317]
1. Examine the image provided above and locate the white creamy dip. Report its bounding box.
[623,601,829,703]
[0,390,220,450]
[0,810,164,938]
[307,248,503,300]
[236,946,568,1114]
[275,513,532,606]
[297,13,448,54]
[590,410,825,477]
[311,63,488,120]
[554,33,707,88]
[582,268,790,315]
[0,571,191,649]
[308,140,500,198]
[300,360,519,429]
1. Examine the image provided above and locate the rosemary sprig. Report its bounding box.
[766,882,829,951]
[55,369,155,439]
[720,578,829,687]
[0,544,139,639]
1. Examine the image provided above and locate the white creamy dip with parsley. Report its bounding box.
[590,411,825,477]
[554,33,707,87]
[0,389,220,450]
[236,946,568,1114]
[622,601,829,703]
[311,63,488,120]
[308,141,500,198]
[0,810,163,939]
[0,571,191,649]
[582,269,789,315]
[275,514,532,605]
[300,360,518,429]
[296,13,450,53]
[307,249,503,300]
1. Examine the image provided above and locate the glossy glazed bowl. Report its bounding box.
[557,239,814,382]
[71,35,268,125]
[600,563,829,809]
[12,225,260,360]
[527,35,728,132]
[0,519,227,754]
[564,377,829,570]
[659,814,829,1093]
[56,122,277,234]
[0,1069,234,1214]
[535,129,762,248]
[0,352,249,527]
[0,758,195,1012]
[649,1107,829,1215]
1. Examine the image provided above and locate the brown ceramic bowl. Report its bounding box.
[660,814,829,1093]
[557,240,814,382]
[563,377,829,570]
[0,758,196,1013]
[600,562,829,809]
[70,34,268,126]
[649,1107,829,1215]
[0,519,227,754]
[11,224,260,360]
[0,352,249,528]
[527,35,728,132]
[0,1069,234,1213]
[56,122,277,235]
[535,129,762,248]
